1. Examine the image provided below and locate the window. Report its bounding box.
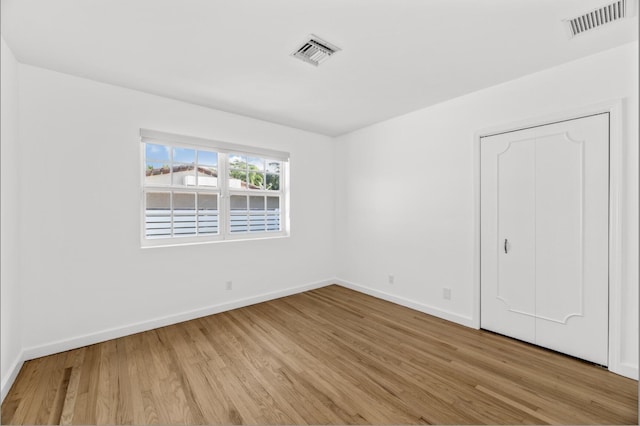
[141,129,288,246]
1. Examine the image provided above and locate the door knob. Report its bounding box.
[504,238,508,254]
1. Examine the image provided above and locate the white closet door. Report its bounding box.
[481,113,609,365]
[480,128,538,344]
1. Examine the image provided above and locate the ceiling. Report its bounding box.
[1,0,637,136]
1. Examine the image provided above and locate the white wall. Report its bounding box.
[1,37,23,399]
[17,64,335,355]
[335,42,638,378]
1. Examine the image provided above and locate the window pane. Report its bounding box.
[230,194,247,210]
[229,169,247,189]
[266,174,280,191]
[199,193,218,210]
[249,217,266,232]
[198,194,218,235]
[173,193,196,236]
[249,196,266,232]
[145,143,170,162]
[197,150,218,187]
[247,171,265,190]
[197,166,217,187]
[230,195,248,233]
[174,192,196,210]
[266,161,280,173]
[249,196,265,210]
[247,157,264,171]
[173,164,196,186]
[173,147,195,164]
[198,150,217,166]
[145,192,171,238]
[145,162,171,185]
[267,196,279,210]
[229,172,265,189]
[266,196,280,231]
[229,154,246,170]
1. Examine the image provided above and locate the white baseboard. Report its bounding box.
[21,279,334,362]
[335,278,475,328]
[613,362,639,381]
[1,351,25,402]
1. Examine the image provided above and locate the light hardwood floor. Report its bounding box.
[2,285,637,424]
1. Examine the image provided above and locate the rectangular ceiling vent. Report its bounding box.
[564,0,633,38]
[291,35,341,66]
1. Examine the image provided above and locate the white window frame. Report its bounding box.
[140,129,289,247]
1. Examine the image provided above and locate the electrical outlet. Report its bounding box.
[443,288,451,300]
[226,281,233,291]
[388,274,395,284]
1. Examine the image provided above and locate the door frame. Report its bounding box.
[472,99,628,378]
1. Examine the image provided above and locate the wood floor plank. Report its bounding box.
[95,339,118,425]
[144,330,196,425]
[126,332,160,424]
[1,357,43,424]
[31,354,69,425]
[59,349,85,426]
[2,285,637,424]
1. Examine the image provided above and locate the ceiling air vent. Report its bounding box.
[291,35,341,66]
[564,0,632,38]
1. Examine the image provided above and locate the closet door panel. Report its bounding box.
[534,132,584,324]
[480,130,537,344]
[497,140,537,317]
[534,114,609,365]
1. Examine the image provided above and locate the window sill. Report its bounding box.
[140,232,289,249]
